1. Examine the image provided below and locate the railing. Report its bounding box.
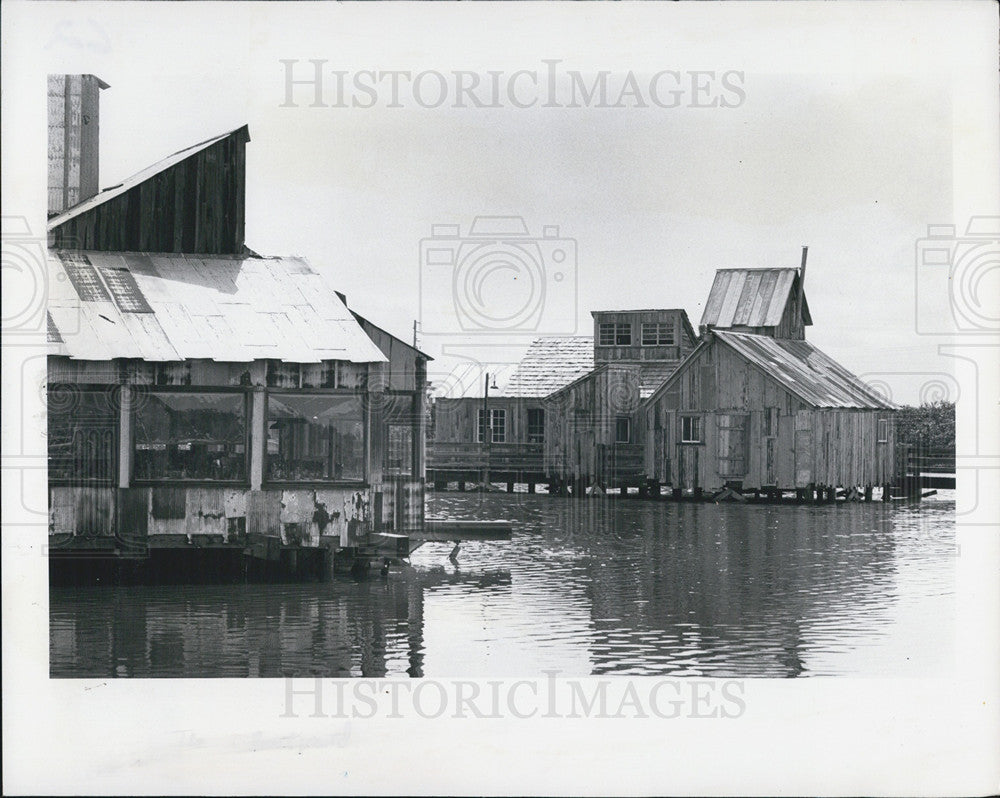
[899,444,955,490]
[427,442,546,475]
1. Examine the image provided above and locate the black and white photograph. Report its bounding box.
[2,1,998,794]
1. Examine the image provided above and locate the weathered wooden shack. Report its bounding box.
[46,88,429,577]
[643,267,897,497]
[543,309,698,493]
[427,336,592,489]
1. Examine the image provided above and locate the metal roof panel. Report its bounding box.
[47,250,387,364]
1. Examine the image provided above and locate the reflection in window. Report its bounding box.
[386,424,413,476]
[527,408,545,443]
[134,392,247,481]
[267,394,364,482]
[48,386,118,483]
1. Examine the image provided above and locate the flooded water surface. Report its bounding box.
[50,494,956,678]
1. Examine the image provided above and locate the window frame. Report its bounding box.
[763,407,779,439]
[680,414,703,444]
[641,321,675,347]
[477,408,507,444]
[47,383,121,486]
[598,322,632,347]
[131,385,251,487]
[877,417,890,444]
[263,389,368,486]
[526,407,545,444]
[615,415,632,444]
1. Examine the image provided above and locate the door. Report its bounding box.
[717,413,749,478]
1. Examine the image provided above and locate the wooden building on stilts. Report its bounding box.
[45,75,431,581]
[642,254,898,501]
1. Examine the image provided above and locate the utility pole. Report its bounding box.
[482,372,491,490]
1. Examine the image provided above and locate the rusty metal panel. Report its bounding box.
[715,331,895,410]
[246,489,281,538]
[48,250,387,364]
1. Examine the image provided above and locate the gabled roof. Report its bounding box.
[501,336,594,398]
[544,359,684,402]
[700,268,812,329]
[47,250,387,364]
[47,125,250,232]
[643,331,894,410]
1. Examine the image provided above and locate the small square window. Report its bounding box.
[599,322,631,347]
[641,322,675,346]
[681,415,702,443]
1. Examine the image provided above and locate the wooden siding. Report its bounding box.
[49,128,248,254]
[431,396,545,445]
[644,339,896,489]
[593,310,697,365]
[544,364,647,484]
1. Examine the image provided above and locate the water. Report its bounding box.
[50,493,956,678]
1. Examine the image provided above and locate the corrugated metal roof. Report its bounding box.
[501,336,595,398]
[700,268,812,329]
[47,250,387,364]
[714,331,895,409]
[46,126,249,232]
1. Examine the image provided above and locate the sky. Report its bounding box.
[4,2,996,404]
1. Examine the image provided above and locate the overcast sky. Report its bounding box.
[5,2,996,404]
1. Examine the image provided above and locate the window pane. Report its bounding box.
[599,323,615,346]
[266,394,364,481]
[387,424,413,476]
[615,416,630,443]
[492,409,506,443]
[48,387,118,483]
[615,323,632,346]
[527,408,545,443]
[134,392,246,481]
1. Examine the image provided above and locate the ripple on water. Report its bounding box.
[50,495,956,677]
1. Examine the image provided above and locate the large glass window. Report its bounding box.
[266,394,364,482]
[48,386,118,483]
[134,391,247,481]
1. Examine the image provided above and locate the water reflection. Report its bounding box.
[51,494,955,678]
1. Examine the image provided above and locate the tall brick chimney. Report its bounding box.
[47,74,109,216]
